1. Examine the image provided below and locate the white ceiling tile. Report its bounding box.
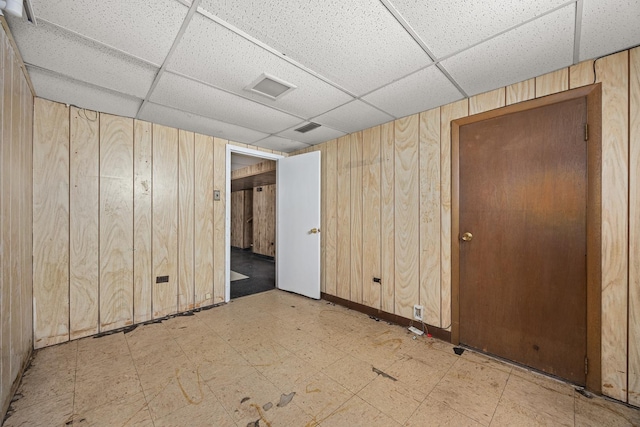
[168,13,353,118]
[139,102,269,144]
[150,72,302,134]
[29,0,189,66]
[440,4,575,96]
[28,67,142,118]
[7,18,157,98]
[198,0,432,95]
[253,136,309,153]
[362,66,463,119]
[278,122,346,145]
[579,0,640,61]
[389,0,567,59]
[313,100,394,134]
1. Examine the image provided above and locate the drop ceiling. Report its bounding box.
[6,0,640,153]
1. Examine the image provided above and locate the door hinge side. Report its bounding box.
[584,123,589,141]
[585,356,588,375]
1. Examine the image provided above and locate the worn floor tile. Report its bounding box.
[405,397,482,427]
[144,365,209,421]
[357,375,425,424]
[322,354,377,393]
[292,371,354,422]
[259,354,319,392]
[153,387,235,427]
[317,395,400,426]
[70,392,153,426]
[575,392,640,426]
[2,392,74,427]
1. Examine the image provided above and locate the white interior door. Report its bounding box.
[276,151,321,299]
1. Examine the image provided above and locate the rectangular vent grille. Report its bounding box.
[295,122,321,133]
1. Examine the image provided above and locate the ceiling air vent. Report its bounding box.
[245,73,296,100]
[295,122,321,133]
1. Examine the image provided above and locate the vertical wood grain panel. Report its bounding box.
[213,137,226,303]
[133,120,152,323]
[230,191,244,248]
[336,136,351,300]
[535,68,569,98]
[0,36,8,399]
[441,99,468,329]
[362,127,381,309]
[419,108,442,326]
[321,143,327,294]
[350,132,363,304]
[152,124,178,317]
[33,98,69,348]
[628,47,640,406]
[100,114,134,330]
[194,134,214,307]
[570,60,595,89]
[506,78,535,105]
[469,88,505,115]
[381,121,395,313]
[178,130,195,311]
[394,114,420,319]
[243,190,253,248]
[253,184,276,257]
[22,77,33,353]
[597,51,629,401]
[69,106,99,339]
[325,139,338,296]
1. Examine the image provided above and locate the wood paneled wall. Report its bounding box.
[0,24,34,419]
[230,189,253,249]
[31,98,286,350]
[299,48,640,404]
[253,184,276,257]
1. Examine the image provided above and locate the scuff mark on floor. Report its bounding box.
[372,367,397,381]
[262,402,273,411]
[241,397,250,404]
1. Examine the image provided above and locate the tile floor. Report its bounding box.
[3,290,640,426]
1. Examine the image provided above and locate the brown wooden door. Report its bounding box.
[458,97,588,384]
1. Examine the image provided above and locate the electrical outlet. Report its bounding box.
[413,304,424,321]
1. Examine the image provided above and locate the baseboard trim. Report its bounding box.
[320,293,451,342]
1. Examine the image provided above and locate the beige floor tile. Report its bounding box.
[575,392,640,426]
[510,364,576,396]
[317,395,400,426]
[259,355,319,392]
[77,332,131,365]
[293,339,346,370]
[321,354,377,393]
[405,397,482,427]
[74,368,143,413]
[210,369,283,425]
[292,371,354,421]
[429,358,509,425]
[29,340,77,371]
[357,376,425,424]
[70,392,153,426]
[239,340,292,367]
[386,352,457,395]
[459,349,514,374]
[144,365,210,420]
[75,353,137,383]
[12,364,75,411]
[153,391,236,427]
[135,358,194,393]
[2,392,74,427]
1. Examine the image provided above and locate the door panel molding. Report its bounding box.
[451,84,602,393]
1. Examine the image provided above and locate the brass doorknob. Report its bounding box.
[461,232,473,242]
[309,228,320,234]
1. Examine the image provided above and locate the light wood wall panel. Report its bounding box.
[178,130,195,312]
[380,121,395,313]
[33,98,69,348]
[230,191,245,248]
[440,99,468,329]
[152,124,179,318]
[325,139,338,297]
[394,114,420,319]
[627,46,640,408]
[253,184,276,257]
[243,190,253,248]
[597,51,629,402]
[506,78,535,105]
[194,134,214,307]
[570,60,595,89]
[336,135,351,300]
[535,68,569,97]
[69,107,99,339]
[362,127,381,309]
[350,132,363,304]
[419,108,442,326]
[469,88,505,115]
[1,30,33,417]
[100,114,134,331]
[133,120,152,323]
[213,137,226,303]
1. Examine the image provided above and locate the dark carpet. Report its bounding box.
[230,247,275,299]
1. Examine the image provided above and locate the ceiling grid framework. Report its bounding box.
[6,0,640,152]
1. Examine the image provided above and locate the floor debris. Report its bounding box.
[453,347,465,355]
[262,402,273,411]
[246,420,260,427]
[241,397,250,404]
[372,367,398,381]
[277,392,296,407]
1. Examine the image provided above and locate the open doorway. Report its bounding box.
[225,146,284,301]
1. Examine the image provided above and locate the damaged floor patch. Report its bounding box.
[277,392,296,408]
[372,367,397,381]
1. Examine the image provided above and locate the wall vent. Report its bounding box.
[245,73,296,100]
[295,122,321,133]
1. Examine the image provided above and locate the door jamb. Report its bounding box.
[225,145,284,302]
[450,84,602,393]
